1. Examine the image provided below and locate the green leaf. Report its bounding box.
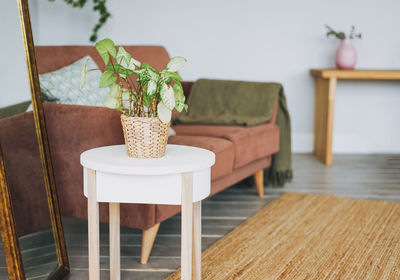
[134,69,145,75]
[106,63,135,79]
[161,70,182,82]
[142,94,152,108]
[109,84,120,98]
[116,46,131,67]
[79,62,87,89]
[160,83,175,110]
[137,68,159,86]
[337,32,346,39]
[99,70,117,88]
[116,47,142,71]
[95,38,117,65]
[166,56,187,72]
[103,97,120,109]
[137,71,151,85]
[148,68,160,82]
[146,80,157,97]
[157,101,172,124]
[173,82,186,112]
[127,57,141,70]
[139,64,159,82]
[141,63,156,72]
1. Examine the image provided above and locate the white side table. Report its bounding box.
[80,144,215,280]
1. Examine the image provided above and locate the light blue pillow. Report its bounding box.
[39,56,109,107]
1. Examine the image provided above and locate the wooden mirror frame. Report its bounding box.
[0,0,70,279]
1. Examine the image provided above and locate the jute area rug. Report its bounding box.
[166,193,400,279]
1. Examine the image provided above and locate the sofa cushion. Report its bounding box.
[173,124,279,169]
[39,56,109,106]
[167,135,234,181]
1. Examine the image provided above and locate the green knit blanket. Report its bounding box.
[0,101,31,119]
[175,79,293,186]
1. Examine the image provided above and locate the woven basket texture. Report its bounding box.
[120,115,170,158]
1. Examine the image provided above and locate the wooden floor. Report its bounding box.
[0,154,399,279]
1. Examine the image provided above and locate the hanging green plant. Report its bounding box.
[48,0,111,42]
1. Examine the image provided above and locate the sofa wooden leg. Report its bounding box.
[141,223,160,264]
[254,170,264,197]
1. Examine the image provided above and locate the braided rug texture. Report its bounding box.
[167,192,400,279]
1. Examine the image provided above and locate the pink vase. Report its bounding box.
[335,38,357,70]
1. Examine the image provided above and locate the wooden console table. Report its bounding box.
[310,69,400,166]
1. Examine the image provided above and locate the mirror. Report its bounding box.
[0,0,69,279]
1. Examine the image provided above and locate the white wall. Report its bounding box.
[0,0,35,107]
[4,0,400,153]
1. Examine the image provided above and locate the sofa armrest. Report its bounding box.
[43,103,158,230]
[43,103,125,187]
[43,103,123,213]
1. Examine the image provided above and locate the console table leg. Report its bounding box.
[87,169,100,280]
[314,77,337,166]
[109,203,120,280]
[181,172,193,280]
[192,201,202,280]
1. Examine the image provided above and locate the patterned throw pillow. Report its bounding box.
[39,56,109,107]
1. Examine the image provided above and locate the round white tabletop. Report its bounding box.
[80,144,216,205]
[81,144,215,175]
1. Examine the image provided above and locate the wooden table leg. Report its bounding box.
[87,169,100,280]
[192,201,201,280]
[314,77,337,166]
[181,172,193,280]
[109,203,120,280]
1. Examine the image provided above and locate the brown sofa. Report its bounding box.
[1,45,280,264]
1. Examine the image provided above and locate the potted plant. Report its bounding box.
[80,38,188,158]
[325,25,362,70]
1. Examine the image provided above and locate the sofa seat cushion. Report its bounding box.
[173,124,279,169]
[167,135,234,181]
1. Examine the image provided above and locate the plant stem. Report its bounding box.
[108,55,120,83]
[119,84,123,113]
[127,76,138,96]
[86,68,101,72]
[137,82,144,116]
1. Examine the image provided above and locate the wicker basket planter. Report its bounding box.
[120,115,170,158]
